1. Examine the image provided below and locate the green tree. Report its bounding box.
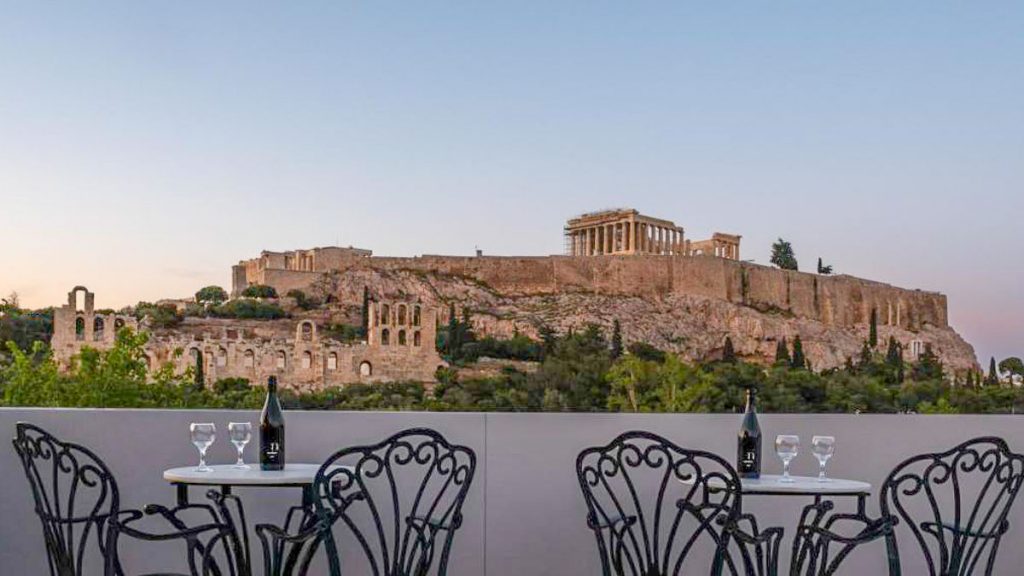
[241,284,277,298]
[194,286,228,305]
[869,309,878,348]
[999,357,1024,384]
[770,238,798,271]
[911,344,944,382]
[817,258,833,275]
[859,341,873,368]
[775,338,791,365]
[722,336,737,364]
[791,335,806,370]
[627,342,666,363]
[610,320,623,359]
[987,357,1000,386]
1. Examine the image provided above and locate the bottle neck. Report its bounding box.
[745,390,756,413]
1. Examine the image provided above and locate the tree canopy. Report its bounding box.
[770,238,798,271]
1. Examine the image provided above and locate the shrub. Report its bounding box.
[210,299,286,320]
[195,286,228,305]
[286,289,318,311]
[135,302,183,328]
[242,284,278,299]
[322,323,365,342]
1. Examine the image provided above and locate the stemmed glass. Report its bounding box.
[776,435,800,483]
[229,422,252,470]
[812,436,836,482]
[190,423,216,473]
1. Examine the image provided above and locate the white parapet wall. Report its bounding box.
[2,409,1023,575]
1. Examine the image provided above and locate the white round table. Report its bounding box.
[164,464,347,507]
[736,474,871,498]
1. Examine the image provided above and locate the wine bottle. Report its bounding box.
[260,376,285,471]
[737,388,761,479]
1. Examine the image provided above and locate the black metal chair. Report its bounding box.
[12,422,249,576]
[256,427,477,576]
[791,436,1024,576]
[577,431,783,576]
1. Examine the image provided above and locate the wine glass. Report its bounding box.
[190,423,216,473]
[812,436,836,482]
[229,422,252,470]
[775,435,800,483]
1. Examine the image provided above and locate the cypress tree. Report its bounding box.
[791,335,806,370]
[885,336,900,366]
[869,309,878,348]
[775,337,791,365]
[610,320,623,359]
[988,357,1000,386]
[722,336,737,364]
[361,286,370,335]
[446,303,459,355]
[859,341,873,367]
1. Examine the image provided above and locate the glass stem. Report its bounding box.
[819,461,826,480]
[236,446,244,466]
[784,460,790,479]
[199,449,207,468]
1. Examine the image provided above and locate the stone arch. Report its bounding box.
[301,350,312,369]
[93,317,105,341]
[70,286,91,312]
[398,304,407,325]
[300,321,314,342]
[359,361,372,377]
[398,330,407,346]
[381,304,391,325]
[414,331,422,347]
[413,306,421,327]
[381,329,390,346]
[216,347,228,367]
[327,352,338,370]
[75,317,86,341]
[276,350,287,369]
[243,349,255,368]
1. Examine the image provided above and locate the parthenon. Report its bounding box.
[563,208,740,260]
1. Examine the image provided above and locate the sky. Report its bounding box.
[0,2,1021,364]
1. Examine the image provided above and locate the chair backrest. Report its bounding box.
[310,428,477,576]
[576,431,749,576]
[880,436,1024,576]
[12,422,121,576]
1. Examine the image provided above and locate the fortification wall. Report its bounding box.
[356,255,949,331]
[239,252,949,333]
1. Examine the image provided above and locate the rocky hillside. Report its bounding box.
[319,267,977,373]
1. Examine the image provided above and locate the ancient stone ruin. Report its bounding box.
[51,207,980,386]
[51,286,444,389]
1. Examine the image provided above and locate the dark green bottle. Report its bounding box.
[260,376,285,471]
[737,388,761,478]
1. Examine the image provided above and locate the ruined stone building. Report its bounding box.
[51,286,140,362]
[232,246,372,297]
[51,286,444,389]
[563,208,740,259]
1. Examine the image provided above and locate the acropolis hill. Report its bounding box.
[227,209,978,375]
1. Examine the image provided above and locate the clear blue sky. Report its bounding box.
[1,2,1021,364]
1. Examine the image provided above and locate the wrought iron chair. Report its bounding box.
[256,427,477,576]
[881,436,1024,576]
[790,436,1024,576]
[12,422,249,576]
[576,431,783,576]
